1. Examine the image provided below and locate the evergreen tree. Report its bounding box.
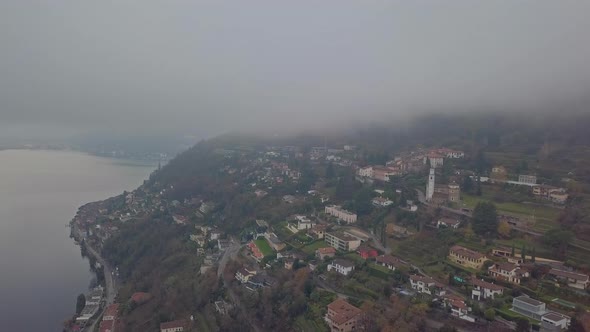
[521,245,526,263]
[511,243,515,257]
[531,247,536,263]
[472,201,498,237]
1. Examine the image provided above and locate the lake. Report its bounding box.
[0,149,155,331]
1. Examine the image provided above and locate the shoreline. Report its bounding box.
[68,220,120,331]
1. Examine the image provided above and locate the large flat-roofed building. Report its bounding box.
[518,174,537,185]
[512,296,547,320]
[325,205,357,224]
[448,245,487,269]
[325,232,361,252]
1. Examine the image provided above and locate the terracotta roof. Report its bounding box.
[160,320,187,330]
[471,278,504,291]
[375,255,403,266]
[317,247,337,255]
[103,303,119,318]
[549,268,589,282]
[99,320,114,332]
[450,245,485,260]
[496,262,518,272]
[410,274,435,284]
[327,299,362,325]
[130,292,151,304]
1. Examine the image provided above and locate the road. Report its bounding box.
[82,241,118,332]
[218,236,241,277]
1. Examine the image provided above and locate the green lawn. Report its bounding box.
[462,193,561,233]
[255,238,274,256]
[301,240,330,254]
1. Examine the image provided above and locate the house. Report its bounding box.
[264,232,286,251]
[284,258,294,270]
[160,320,187,332]
[357,246,378,259]
[327,259,355,276]
[518,174,537,185]
[358,166,373,178]
[489,262,529,284]
[325,232,361,251]
[99,320,114,332]
[491,166,508,181]
[324,299,363,332]
[308,260,318,271]
[199,201,215,214]
[541,312,571,331]
[424,152,444,168]
[373,166,397,182]
[372,197,393,207]
[471,278,504,300]
[512,296,548,320]
[325,205,358,224]
[102,303,119,321]
[254,189,268,198]
[440,148,465,159]
[437,218,461,229]
[189,234,207,247]
[548,268,590,289]
[214,300,233,315]
[294,215,313,230]
[375,255,403,271]
[308,224,327,239]
[130,292,152,305]
[448,245,487,269]
[235,267,257,283]
[442,294,475,323]
[410,275,446,296]
[283,195,296,204]
[316,247,337,260]
[172,215,188,225]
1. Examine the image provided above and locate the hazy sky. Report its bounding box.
[1,1,589,139]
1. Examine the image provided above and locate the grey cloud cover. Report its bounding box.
[1,1,589,138]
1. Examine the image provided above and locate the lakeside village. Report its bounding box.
[65,141,589,332]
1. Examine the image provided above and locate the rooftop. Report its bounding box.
[332,259,355,268]
[160,320,187,330]
[471,278,504,291]
[549,268,589,282]
[515,296,544,307]
[327,299,362,325]
[450,245,485,260]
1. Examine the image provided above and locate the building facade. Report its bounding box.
[448,245,487,269]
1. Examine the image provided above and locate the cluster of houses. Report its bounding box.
[489,167,569,204]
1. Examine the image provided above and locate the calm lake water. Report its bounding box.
[0,150,155,331]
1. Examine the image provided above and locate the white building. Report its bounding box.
[471,279,504,300]
[410,275,446,296]
[325,205,357,224]
[327,259,355,276]
[518,174,537,185]
[372,197,393,207]
[358,166,373,178]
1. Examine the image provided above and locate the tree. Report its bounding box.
[353,188,373,216]
[498,221,511,238]
[438,324,458,332]
[463,176,473,194]
[76,293,86,315]
[472,201,498,238]
[511,243,516,257]
[325,162,335,179]
[531,247,536,263]
[567,317,586,332]
[515,318,530,332]
[484,308,496,321]
[521,245,526,263]
[542,228,574,258]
